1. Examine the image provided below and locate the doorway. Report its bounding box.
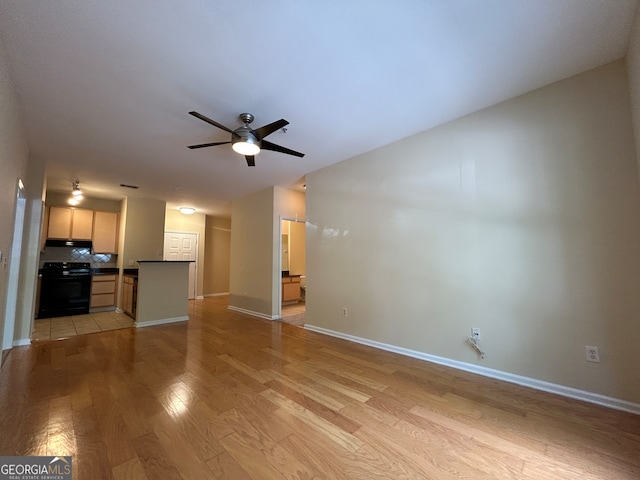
[163,231,198,299]
[279,218,306,325]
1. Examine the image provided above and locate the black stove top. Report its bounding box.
[42,262,91,276]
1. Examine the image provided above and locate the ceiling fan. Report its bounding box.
[187,111,305,167]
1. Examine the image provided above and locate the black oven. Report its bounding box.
[38,262,92,318]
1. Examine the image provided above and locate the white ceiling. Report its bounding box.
[0,0,638,217]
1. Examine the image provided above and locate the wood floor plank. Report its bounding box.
[1,296,638,479]
[265,378,361,434]
[132,431,184,480]
[261,388,364,453]
[205,451,253,479]
[152,412,220,479]
[111,457,150,480]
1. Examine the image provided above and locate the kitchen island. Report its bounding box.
[135,260,192,327]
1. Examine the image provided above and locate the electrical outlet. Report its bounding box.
[342,307,348,317]
[128,259,134,266]
[585,345,600,363]
[471,328,481,340]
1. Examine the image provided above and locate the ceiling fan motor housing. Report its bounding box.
[233,125,259,147]
[239,112,254,125]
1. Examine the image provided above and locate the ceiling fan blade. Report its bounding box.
[261,140,305,158]
[187,141,231,149]
[251,119,289,141]
[189,111,234,134]
[245,155,255,167]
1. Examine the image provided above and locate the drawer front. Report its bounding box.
[92,281,115,294]
[90,293,115,307]
[94,274,117,282]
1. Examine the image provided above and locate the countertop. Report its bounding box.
[91,267,119,275]
[137,260,194,263]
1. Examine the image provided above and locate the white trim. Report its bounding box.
[304,324,640,415]
[2,180,26,351]
[204,292,229,297]
[228,305,278,321]
[196,295,204,300]
[13,338,30,347]
[135,316,189,328]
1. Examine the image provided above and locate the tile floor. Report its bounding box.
[280,301,306,327]
[33,311,135,341]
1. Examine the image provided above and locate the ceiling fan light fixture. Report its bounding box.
[72,180,83,196]
[232,134,260,156]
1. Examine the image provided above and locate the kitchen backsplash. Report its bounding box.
[40,246,117,268]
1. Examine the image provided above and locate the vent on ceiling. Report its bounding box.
[120,183,139,189]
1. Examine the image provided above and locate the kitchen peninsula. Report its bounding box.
[134,260,192,327]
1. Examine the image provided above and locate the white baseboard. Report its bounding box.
[196,295,204,300]
[135,316,189,328]
[204,292,229,297]
[228,305,278,321]
[304,324,640,415]
[13,338,31,347]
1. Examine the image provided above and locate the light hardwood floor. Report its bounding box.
[1,296,639,479]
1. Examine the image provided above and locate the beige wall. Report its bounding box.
[119,196,166,268]
[0,35,31,350]
[628,5,640,179]
[136,261,189,325]
[165,208,206,298]
[229,186,305,317]
[229,187,275,317]
[45,191,122,212]
[204,216,231,295]
[306,60,640,404]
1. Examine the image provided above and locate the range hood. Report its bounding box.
[45,239,93,249]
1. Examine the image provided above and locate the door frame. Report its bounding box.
[276,216,306,319]
[2,179,26,351]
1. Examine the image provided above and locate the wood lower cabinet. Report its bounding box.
[90,274,117,308]
[122,275,137,318]
[282,275,301,302]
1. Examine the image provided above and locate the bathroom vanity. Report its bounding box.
[282,274,301,303]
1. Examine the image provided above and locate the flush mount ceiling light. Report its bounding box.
[187,111,305,167]
[179,207,196,215]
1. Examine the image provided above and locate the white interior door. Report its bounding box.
[163,232,197,299]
